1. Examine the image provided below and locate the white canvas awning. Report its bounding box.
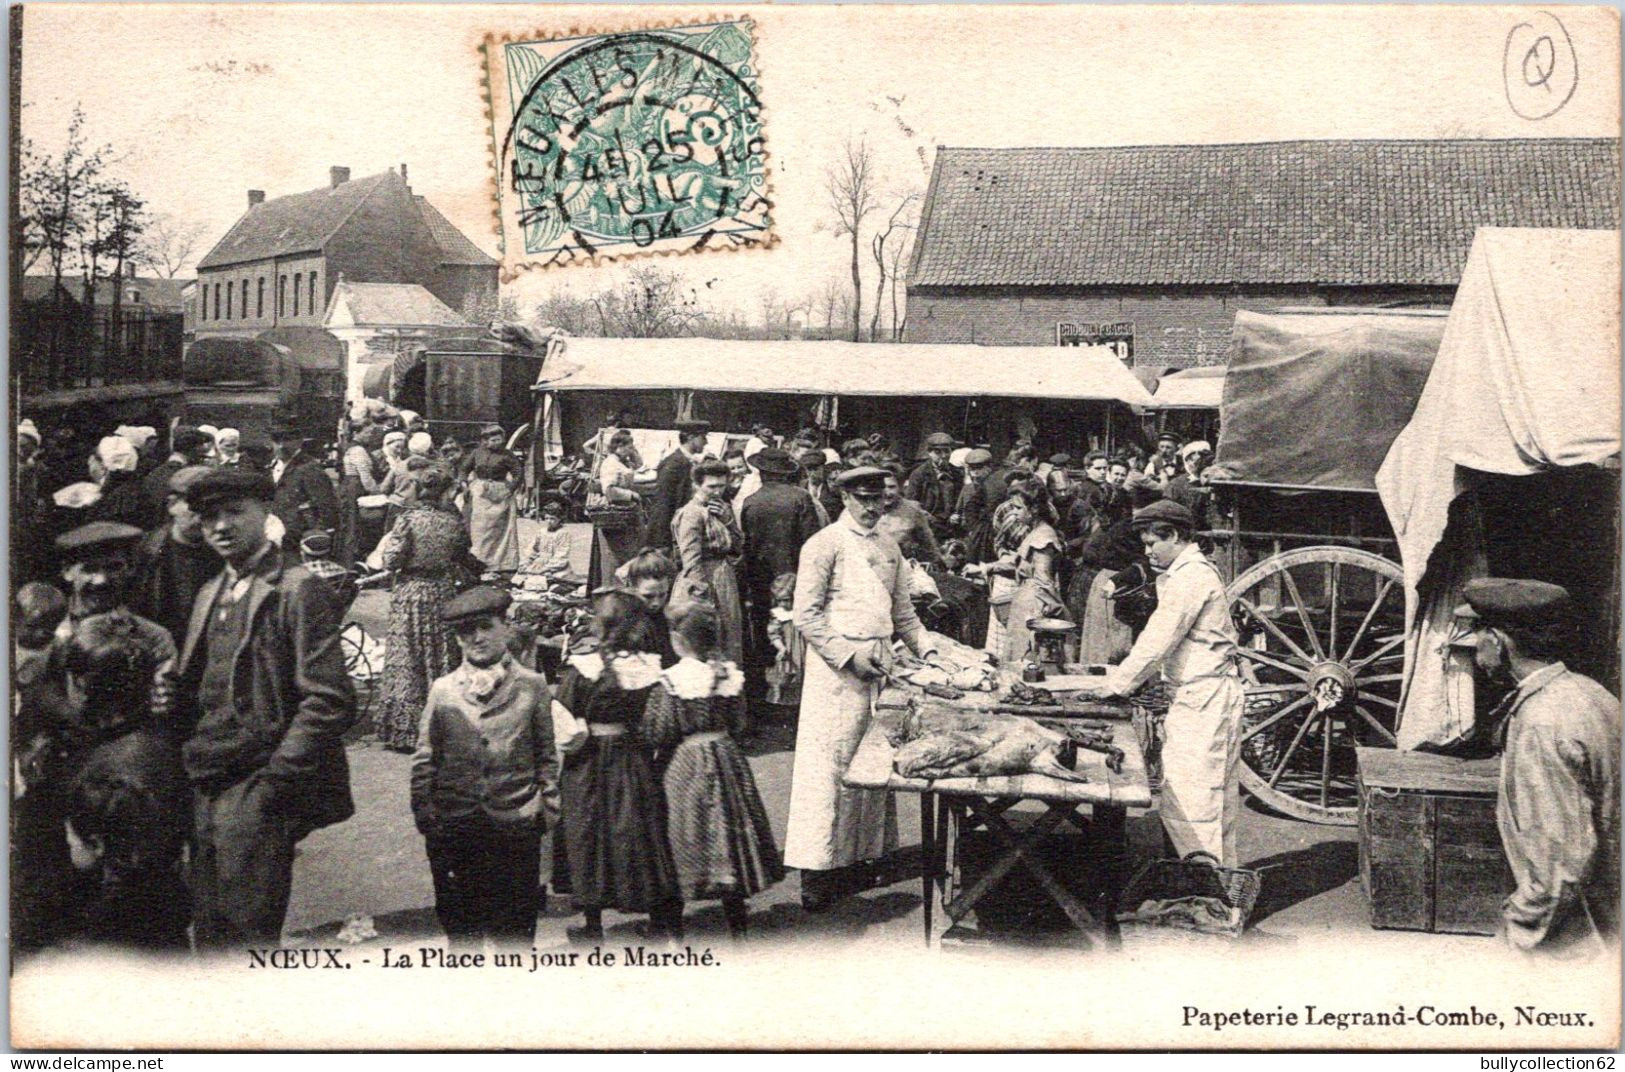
[1150,365,1225,409]
[1376,228,1621,747]
[531,338,1155,406]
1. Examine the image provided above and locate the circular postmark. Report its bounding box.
[1503,11,1578,121]
[501,26,770,258]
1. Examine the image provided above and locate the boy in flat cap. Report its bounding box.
[268,421,339,567]
[785,466,939,910]
[1073,498,1245,865]
[905,431,961,539]
[411,587,558,949]
[1451,578,1620,955]
[133,465,222,646]
[171,467,357,949]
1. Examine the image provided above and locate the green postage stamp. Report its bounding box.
[482,19,774,274]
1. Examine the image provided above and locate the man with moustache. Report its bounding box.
[171,467,356,949]
[133,466,222,645]
[784,466,938,911]
[1449,579,1620,956]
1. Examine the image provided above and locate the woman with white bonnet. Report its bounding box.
[407,430,433,458]
[213,428,242,468]
[195,425,220,464]
[68,434,146,529]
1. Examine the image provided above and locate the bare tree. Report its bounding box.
[581,266,708,338]
[824,138,879,342]
[141,213,209,278]
[24,105,113,305]
[868,193,917,341]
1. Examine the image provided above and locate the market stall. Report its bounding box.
[1375,227,1622,749]
[529,337,1155,482]
[842,644,1153,946]
[1147,364,1224,444]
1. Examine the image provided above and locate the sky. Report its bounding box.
[18,3,1620,323]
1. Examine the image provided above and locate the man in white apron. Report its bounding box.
[1074,499,1245,865]
[785,465,937,911]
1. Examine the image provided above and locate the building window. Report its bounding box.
[213,282,221,320]
[257,278,265,318]
[293,272,302,317]
[308,273,317,319]
[1057,320,1135,363]
[278,276,287,317]
[224,282,232,320]
[241,280,249,320]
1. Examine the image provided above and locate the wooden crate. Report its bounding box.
[1356,747,1515,935]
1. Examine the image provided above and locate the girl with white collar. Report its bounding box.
[643,601,783,939]
[555,590,681,943]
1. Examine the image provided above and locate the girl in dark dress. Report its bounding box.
[555,591,683,942]
[643,602,783,938]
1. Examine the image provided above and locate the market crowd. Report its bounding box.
[10,410,1617,958]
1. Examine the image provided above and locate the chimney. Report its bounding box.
[400,163,409,186]
[247,189,265,208]
[329,166,350,188]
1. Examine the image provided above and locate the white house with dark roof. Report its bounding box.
[905,139,1621,368]
[323,277,471,399]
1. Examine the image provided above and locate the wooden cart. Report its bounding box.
[1194,308,1448,826]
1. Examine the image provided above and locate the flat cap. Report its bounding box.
[268,419,304,441]
[832,465,889,492]
[675,419,711,435]
[54,521,144,561]
[167,464,215,495]
[963,448,993,467]
[1130,499,1197,531]
[796,449,827,469]
[184,467,275,510]
[1455,578,1572,630]
[1179,440,1214,458]
[1156,431,1181,444]
[1048,453,1073,467]
[923,432,957,449]
[480,423,505,437]
[442,585,512,624]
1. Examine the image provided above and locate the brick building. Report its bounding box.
[190,165,498,425]
[194,165,497,340]
[905,139,1621,368]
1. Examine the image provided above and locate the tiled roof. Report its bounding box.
[197,172,393,270]
[19,275,185,311]
[415,196,497,266]
[329,281,468,327]
[909,140,1621,288]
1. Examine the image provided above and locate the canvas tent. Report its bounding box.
[1151,365,1225,410]
[530,337,1154,470]
[1214,309,1446,491]
[1376,228,1622,747]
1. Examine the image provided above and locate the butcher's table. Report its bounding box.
[843,684,1153,947]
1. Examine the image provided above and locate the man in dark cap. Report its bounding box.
[1450,578,1620,955]
[412,586,558,950]
[905,431,960,538]
[1073,498,1245,866]
[739,448,824,714]
[1146,431,1182,486]
[798,449,842,528]
[140,427,213,529]
[644,420,710,550]
[268,421,339,565]
[785,465,939,910]
[133,465,223,645]
[171,467,357,949]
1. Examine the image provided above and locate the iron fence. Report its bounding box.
[16,301,184,395]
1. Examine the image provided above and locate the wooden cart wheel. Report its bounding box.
[1226,546,1405,826]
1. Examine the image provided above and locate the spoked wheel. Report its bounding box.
[339,622,378,728]
[1227,546,1405,825]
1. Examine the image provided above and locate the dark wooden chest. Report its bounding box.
[1357,747,1515,936]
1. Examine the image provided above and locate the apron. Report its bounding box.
[1155,552,1245,866]
[467,477,520,571]
[782,652,897,871]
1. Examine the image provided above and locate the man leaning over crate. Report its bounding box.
[1073,499,1245,866]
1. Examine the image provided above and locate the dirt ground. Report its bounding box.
[296,522,1494,958]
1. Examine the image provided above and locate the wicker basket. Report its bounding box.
[585,504,641,533]
[1116,851,1262,944]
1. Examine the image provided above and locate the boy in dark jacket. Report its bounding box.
[412,587,559,950]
